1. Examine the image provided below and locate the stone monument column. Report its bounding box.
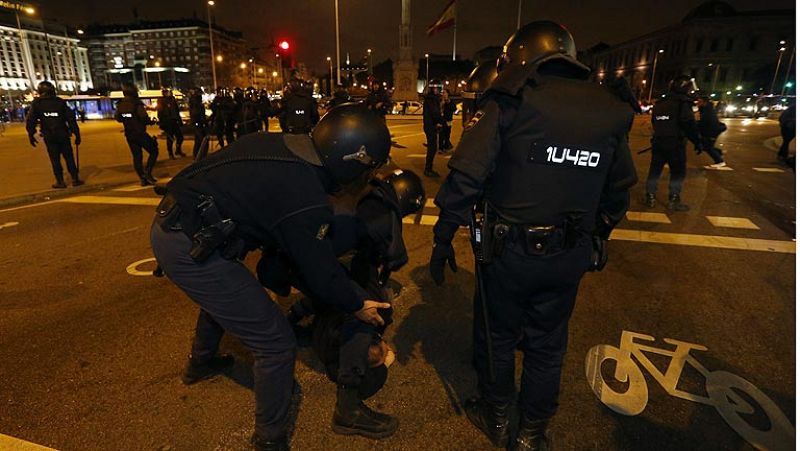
[393,0,419,101]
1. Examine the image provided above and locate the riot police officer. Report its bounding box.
[422,80,446,177]
[150,104,392,451]
[157,87,186,159]
[210,87,235,147]
[279,78,319,134]
[462,61,498,128]
[235,87,262,138]
[645,75,702,211]
[115,83,159,186]
[187,86,208,159]
[429,21,637,450]
[26,81,83,188]
[364,76,392,121]
[328,85,352,111]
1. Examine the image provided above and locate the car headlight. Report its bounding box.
[760,106,768,111]
[725,105,737,112]
[744,106,754,112]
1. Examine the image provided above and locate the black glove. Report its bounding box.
[429,241,457,285]
[74,135,81,146]
[28,134,38,147]
[589,235,608,272]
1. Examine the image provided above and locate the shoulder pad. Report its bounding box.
[485,64,532,97]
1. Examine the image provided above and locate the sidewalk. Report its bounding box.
[0,120,201,207]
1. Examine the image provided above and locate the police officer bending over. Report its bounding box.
[26,81,83,188]
[150,104,392,451]
[429,21,637,450]
[115,83,159,186]
[258,169,425,440]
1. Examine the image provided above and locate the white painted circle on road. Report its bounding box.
[127,257,158,276]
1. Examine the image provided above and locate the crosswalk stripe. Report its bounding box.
[57,196,160,206]
[706,216,760,230]
[610,229,792,253]
[704,165,734,171]
[752,167,785,173]
[626,212,671,224]
[403,214,438,226]
[0,434,58,450]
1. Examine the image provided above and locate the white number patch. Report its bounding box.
[43,112,59,117]
[545,146,601,168]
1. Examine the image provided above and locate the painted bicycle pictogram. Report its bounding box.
[585,330,794,450]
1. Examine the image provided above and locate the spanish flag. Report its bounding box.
[426,0,456,37]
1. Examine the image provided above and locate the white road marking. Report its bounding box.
[706,216,760,230]
[58,196,160,206]
[402,214,438,226]
[113,177,172,192]
[405,153,451,159]
[752,167,785,173]
[0,434,58,450]
[393,132,427,140]
[626,212,671,224]
[704,165,734,171]
[0,200,59,214]
[126,257,158,276]
[0,221,20,230]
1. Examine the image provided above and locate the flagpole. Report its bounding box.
[452,0,457,61]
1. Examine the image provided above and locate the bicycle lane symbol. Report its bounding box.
[585,330,795,450]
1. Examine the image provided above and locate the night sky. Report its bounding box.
[36,0,796,72]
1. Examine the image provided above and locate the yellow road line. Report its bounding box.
[58,196,160,206]
[402,214,438,226]
[610,229,792,253]
[0,434,58,450]
[706,216,760,230]
[626,212,672,224]
[113,177,172,192]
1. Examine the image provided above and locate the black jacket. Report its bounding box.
[115,96,151,139]
[26,96,79,143]
[422,93,445,130]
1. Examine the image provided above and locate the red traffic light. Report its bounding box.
[279,40,290,51]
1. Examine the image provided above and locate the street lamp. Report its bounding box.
[207,0,218,91]
[11,3,37,95]
[707,62,720,95]
[326,56,333,95]
[647,48,664,103]
[425,53,430,88]
[781,46,795,96]
[367,48,372,75]
[770,44,787,94]
[334,0,341,85]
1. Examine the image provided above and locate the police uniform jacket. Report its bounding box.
[189,95,207,128]
[26,96,80,143]
[157,96,182,129]
[422,92,445,131]
[167,132,366,314]
[281,91,319,133]
[651,93,701,147]
[115,96,151,139]
[434,58,638,240]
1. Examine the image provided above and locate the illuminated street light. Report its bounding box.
[240,62,246,69]
[367,48,372,75]
[425,53,430,88]
[216,55,223,62]
[647,49,664,103]
[207,0,218,90]
[736,85,743,91]
[272,71,278,77]
[24,6,34,15]
[77,29,84,35]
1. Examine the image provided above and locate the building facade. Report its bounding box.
[0,19,92,93]
[581,1,795,101]
[83,19,249,92]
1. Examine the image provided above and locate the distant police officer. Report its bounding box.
[115,83,159,186]
[328,85,352,111]
[364,76,392,121]
[26,81,83,188]
[645,75,702,211]
[157,87,186,159]
[429,21,637,450]
[422,80,446,177]
[210,87,235,147]
[187,86,208,159]
[280,78,320,134]
[150,104,392,451]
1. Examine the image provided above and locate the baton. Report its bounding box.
[75,142,80,172]
[637,146,652,155]
[470,207,496,384]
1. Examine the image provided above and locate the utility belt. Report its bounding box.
[471,205,582,263]
[155,193,245,262]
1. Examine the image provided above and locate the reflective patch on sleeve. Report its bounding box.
[316,223,330,240]
[463,110,484,131]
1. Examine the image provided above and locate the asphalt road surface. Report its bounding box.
[0,116,795,451]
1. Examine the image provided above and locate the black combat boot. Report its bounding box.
[510,414,550,451]
[332,385,398,439]
[145,171,158,185]
[71,174,84,186]
[463,397,510,448]
[250,434,289,451]
[181,354,235,385]
[424,169,440,177]
[52,177,67,189]
[667,194,689,212]
[644,193,656,208]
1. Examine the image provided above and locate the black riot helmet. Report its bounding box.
[497,20,580,72]
[384,169,425,217]
[121,82,139,98]
[161,87,172,97]
[312,103,391,185]
[669,75,697,95]
[465,61,498,97]
[37,81,56,97]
